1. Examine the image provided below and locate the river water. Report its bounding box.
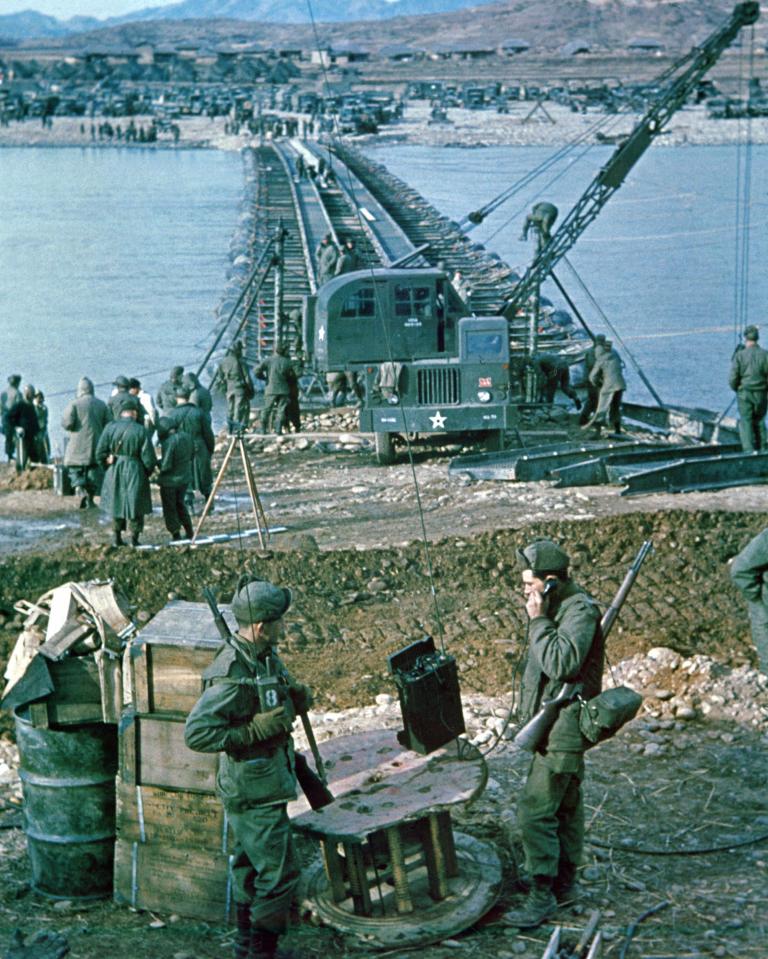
[1,142,765,452]
[0,146,242,453]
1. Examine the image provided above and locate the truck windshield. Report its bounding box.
[465,331,504,359]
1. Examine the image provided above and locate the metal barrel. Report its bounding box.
[15,709,117,899]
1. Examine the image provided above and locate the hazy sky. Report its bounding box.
[2,0,179,18]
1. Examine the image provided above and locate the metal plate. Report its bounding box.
[298,831,501,951]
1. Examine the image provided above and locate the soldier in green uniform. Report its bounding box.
[212,342,254,434]
[334,237,362,276]
[582,340,626,435]
[183,371,213,423]
[255,345,297,435]
[729,528,768,674]
[168,386,215,504]
[184,579,313,959]
[95,395,157,547]
[728,325,768,452]
[156,365,185,417]
[502,539,602,929]
[315,233,339,286]
[155,416,194,542]
[579,334,606,425]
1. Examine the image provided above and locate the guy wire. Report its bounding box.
[304,0,446,652]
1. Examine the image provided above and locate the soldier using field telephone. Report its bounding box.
[503,539,603,930]
[184,579,316,959]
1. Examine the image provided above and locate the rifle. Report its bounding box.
[201,587,332,802]
[513,540,653,753]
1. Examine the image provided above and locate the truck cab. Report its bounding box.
[308,268,518,463]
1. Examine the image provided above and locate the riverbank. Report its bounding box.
[2,101,768,152]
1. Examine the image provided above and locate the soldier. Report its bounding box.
[185,579,312,959]
[183,370,213,423]
[129,378,156,434]
[579,334,606,425]
[8,385,40,469]
[212,342,254,434]
[155,416,194,542]
[534,353,581,410]
[169,385,215,505]
[108,375,132,421]
[96,395,157,547]
[582,340,626,435]
[156,365,185,417]
[1,374,22,461]
[334,237,361,276]
[33,390,50,464]
[255,345,297,435]
[728,325,768,452]
[62,376,110,509]
[502,539,602,929]
[729,528,768,675]
[315,233,339,286]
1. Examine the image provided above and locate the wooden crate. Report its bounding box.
[127,601,229,716]
[113,837,233,924]
[116,777,232,851]
[28,652,122,727]
[119,711,218,794]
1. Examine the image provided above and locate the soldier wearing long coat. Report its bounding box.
[61,376,110,507]
[183,371,213,422]
[584,341,626,434]
[728,325,768,451]
[95,396,156,547]
[168,389,215,500]
[315,234,339,286]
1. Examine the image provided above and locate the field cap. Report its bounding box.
[231,579,292,626]
[116,394,140,414]
[175,384,192,399]
[745,324,759,341]
[156,416,174,440]
[516,538,570,573]
[594,334,607,344]
[113,375,130,388]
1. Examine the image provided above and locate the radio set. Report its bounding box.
[388,636,466,756]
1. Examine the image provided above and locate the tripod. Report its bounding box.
[192,430,270,550]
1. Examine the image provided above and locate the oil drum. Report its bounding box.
[15,709,117,899]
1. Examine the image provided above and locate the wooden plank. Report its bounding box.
[96,650,123,724]
[113,838,233,924]
[39,621,94,661]
[128,643,216,716]
[45,586,78,642]
[116,779,231,851]
[118,713,218,793]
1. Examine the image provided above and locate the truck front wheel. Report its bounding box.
[374,431,396,466]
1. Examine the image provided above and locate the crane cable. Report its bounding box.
[303,0,447,651]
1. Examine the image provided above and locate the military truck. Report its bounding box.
[305,268,520,464]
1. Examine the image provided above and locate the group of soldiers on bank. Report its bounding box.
[59,366,215,547]
[0,374,51,467]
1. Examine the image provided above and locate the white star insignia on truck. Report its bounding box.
[429,411,447,429]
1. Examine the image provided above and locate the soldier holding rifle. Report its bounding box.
[184,579,317,959]
[503,539,603,929]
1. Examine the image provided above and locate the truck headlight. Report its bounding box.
[477,390,492,403]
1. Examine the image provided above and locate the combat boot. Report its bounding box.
[233,902,250,959]
[250,929,278,959]
[130,532,140,548]
[501,875,557,929]
[111,531,124,547]
[75,486,89,509]
[553,862,578,903]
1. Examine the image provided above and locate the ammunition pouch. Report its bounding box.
[578,686,642,747]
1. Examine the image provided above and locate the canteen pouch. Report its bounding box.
[578,686,642,746]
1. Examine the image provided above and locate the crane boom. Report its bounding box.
[504,1,759,318]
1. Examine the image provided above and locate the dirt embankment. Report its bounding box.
[1,507,764,736]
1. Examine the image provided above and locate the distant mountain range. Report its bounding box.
[1,0,755,56]
[0,0,501,41]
